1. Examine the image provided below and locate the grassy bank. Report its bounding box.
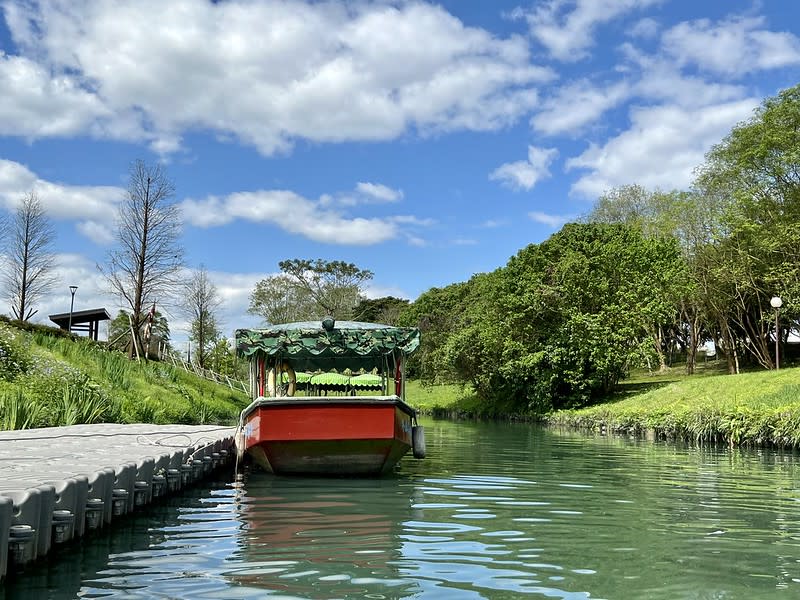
[547,366,800,447]
[0,321,249,429]
[405,379,493,418]
[404,360,800,449]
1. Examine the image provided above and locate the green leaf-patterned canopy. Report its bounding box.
[235,320,420,372]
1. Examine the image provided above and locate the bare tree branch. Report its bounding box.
[2,191,57,321]
[98,160,184,357]
[183,265,222,369]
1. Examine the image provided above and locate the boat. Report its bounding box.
[234,318,426,476]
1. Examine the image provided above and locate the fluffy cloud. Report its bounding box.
[0,52,110,138]
[1,0,552,155]
[490,145,558,190]
[529,211,572,228]
[513,0,662,61]
[662,16,800,76]
[355,182,403,203]
[566,99,759,198]
[531,80,630,135]
[180,190,401,245]
[0,159,122,243]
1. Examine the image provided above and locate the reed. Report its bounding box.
[0,389,44,430]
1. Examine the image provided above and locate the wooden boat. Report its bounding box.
[234,318,425,476]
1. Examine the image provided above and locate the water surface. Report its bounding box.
[5,419,800,599]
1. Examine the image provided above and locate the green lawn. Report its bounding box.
[548,364,800,447]
[404,379,481,416]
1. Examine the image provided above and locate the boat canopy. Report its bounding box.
[235,320,420,372]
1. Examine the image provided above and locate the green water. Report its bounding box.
[5,419,800,599]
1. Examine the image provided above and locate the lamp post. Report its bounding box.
[770,296,782,370]
[68,285,78,334]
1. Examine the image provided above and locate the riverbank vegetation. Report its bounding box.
[547,364,800,447]
[0,319,248,430]
[398,83,800,419]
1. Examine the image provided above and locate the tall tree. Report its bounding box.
[249,259,373,323]
[586,186,699,372]
[695,83,800,369]
[248,273,316,325]
[99,160,183,358]
[184,266,222,369]
[2,192,57,321]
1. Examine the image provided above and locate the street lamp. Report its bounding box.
[68,285,78,333]
[770,296,782,370]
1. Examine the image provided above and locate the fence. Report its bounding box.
[162,350,250,396]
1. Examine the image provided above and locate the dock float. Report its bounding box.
[0,423,236,581]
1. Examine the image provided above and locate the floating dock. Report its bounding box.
[0,423,236,581]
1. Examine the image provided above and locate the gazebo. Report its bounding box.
[49,308,112,341]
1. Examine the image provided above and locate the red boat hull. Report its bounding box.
[240,397,414,475]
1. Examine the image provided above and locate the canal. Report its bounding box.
[4,418,800,598]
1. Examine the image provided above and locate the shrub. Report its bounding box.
[0,323,32,381]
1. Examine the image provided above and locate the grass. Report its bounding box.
[404,379,486,418]
[547,364,800,447]
[0,324,250,430]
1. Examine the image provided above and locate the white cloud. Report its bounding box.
[0,159,122,235]
[75,220,115,245]
[180,190,399,245]
[490,145,558,190]
[632,59,746,107]
[0,52,111,138]
[355,182,403,202]
[531,80,630,135]
[529,211,571,228]
[629,17,660,39]
[1,0,553,155]
[662,15,800,76]
[482,219,509,228]
[364,284,411,300]
[514,0,662,61]
[566,98,759,198]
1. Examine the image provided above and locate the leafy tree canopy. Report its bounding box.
[249,258,373,324]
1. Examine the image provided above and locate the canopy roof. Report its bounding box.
[235,320,420,372]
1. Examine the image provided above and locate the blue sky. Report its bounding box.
[0,0,798,346]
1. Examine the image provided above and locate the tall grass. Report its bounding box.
[0,389,44,430]
[0,325,249,430]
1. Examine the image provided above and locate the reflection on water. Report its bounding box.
[5,420,800,599]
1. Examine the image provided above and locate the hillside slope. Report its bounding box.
[0,320,248,429]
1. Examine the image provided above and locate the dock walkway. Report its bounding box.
[0,423,236,581]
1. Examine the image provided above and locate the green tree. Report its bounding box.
[206,337,247,379]
[478,223,686,413]
[249,259,373,323]
[352,296,409,325]
[398,282,471,383]
[248,273,316,325]
[695,83,800,369]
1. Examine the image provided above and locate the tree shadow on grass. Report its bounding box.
[590,379,678,407]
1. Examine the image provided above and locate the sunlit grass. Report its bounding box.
[548,365,800,447]
[404,379,485,417]
[0,326,250,430]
